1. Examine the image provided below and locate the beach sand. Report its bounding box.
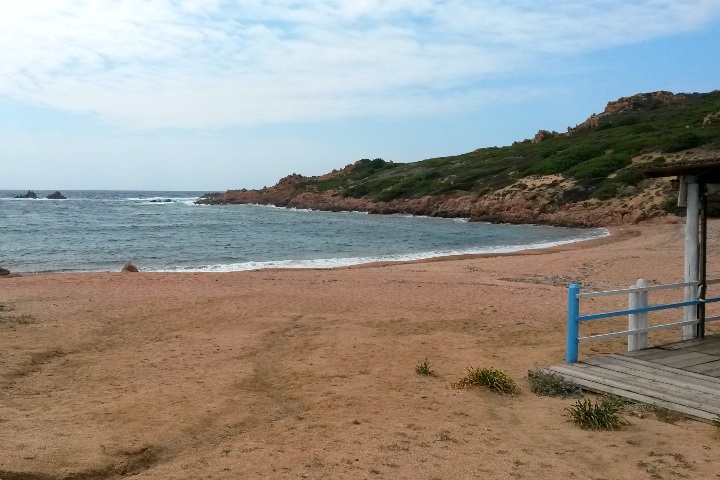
[1,222,720,479]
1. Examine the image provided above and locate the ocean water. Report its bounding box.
[0,190,607,273]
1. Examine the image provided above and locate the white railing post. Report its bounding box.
[628,279,649,351]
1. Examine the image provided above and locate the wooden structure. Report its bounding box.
[637,158,720,340]
[547,335,720,421]
[549,158,720,421]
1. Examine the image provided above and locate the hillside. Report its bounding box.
[199,90,720,227]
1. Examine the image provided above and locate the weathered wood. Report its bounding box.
[584,356,720,394]
[547,365,720,420]
[605,354,720,386]
[652,352,718,369]
[687,178,700,330]
[628,279,649,350]
[684,360,720,374]
[620,348,673,360]
[660,335,720,350]
[545,335,720,423]
[550,364,720,409]
[545,369,717,421]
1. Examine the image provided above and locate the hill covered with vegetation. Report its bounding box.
[201,90,720,226]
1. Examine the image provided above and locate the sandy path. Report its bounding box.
[1,222,719,479]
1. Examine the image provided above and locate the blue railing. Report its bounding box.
[566,280,720,363]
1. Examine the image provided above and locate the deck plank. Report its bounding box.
[544,370,716,421]
[548,336,720,422]
[550,364,720,409]
[652,352,720,369]
[546,366,719,421]
[584,356,720,395]
[605,354,720,385]
[682,360,720,374]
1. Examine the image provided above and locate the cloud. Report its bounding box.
[0,0,718,129]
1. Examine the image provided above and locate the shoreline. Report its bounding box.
[4,225,612,276]
[3,221,720,478]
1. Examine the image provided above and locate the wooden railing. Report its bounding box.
[566,279,720,363]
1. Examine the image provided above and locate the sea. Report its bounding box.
[0,190,608,274]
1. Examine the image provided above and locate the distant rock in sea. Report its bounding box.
[149,199,172,203]
[15,190,37,199]
[46,191,67,199]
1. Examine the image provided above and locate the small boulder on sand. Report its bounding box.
[121,262,139,273]
[0,267,10,275]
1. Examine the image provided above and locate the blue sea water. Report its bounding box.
[0,190,607,273]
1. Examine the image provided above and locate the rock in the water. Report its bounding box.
[14,190,37,199]
[0,267,10,275]
[122,262,139,273]
[46,191,67,199]
[149,199,172,203]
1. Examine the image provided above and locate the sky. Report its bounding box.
[1,1,720,191]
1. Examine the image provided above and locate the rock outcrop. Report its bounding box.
[14,191,37,199]
[197,170,679,228]
[122,262,139,273]
[46,191,67,199]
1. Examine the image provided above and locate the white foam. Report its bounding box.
[147,228,609,273]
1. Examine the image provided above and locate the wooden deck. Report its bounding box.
[545,335,720,422]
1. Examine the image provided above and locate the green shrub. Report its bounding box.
[416,359,436,376]
[566,396,630,430]
[662,130,703,153]
[527,368,582,398]
[612,169,644,186]
[452,367,520,395]
[528,145,604,176]
[567,153,631,180]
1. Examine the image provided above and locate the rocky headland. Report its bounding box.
[199,91,720,227]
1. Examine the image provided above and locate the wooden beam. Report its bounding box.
[684,176,700,340]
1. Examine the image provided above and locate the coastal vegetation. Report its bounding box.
[415,358,436,376]
[294,91,720,203]
[451,366,520,395]
[527,368,582,398]
[566,396,631,430]
[202,90,720,226]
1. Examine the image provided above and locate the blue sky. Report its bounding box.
[1,0,720,191]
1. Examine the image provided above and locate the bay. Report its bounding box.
[0,190,607,273]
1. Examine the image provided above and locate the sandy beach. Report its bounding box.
[2,221,720,479]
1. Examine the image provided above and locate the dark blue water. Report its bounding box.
[0,190,607,273]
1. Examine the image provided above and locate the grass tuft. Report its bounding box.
[415,359,436,376]
[452,367,519,395]
[0,313,36,325]
[566,396,630,430]
[527,368,582,398]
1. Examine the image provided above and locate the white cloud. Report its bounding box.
[0,0,718,128]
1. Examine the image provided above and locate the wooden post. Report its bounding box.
[628,279,649,351]
[684,176,700,340]
[699,188,708,338]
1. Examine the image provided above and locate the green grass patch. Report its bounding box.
[0,313,36,325]
[452,367,519,395]
[416,359,436,376]
[566,396,630,430]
